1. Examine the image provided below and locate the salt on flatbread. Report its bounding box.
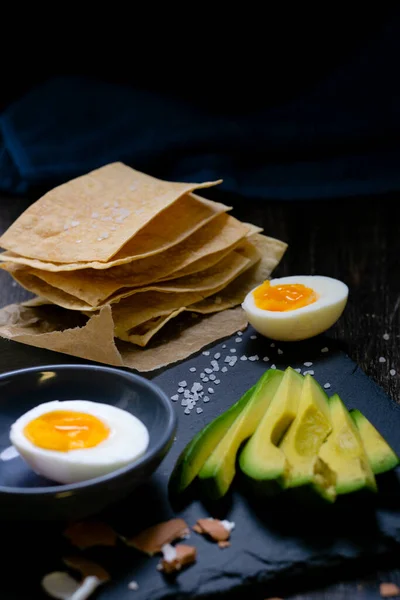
[4,214,249,305]
[0,162,222,263]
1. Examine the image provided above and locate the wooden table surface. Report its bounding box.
[0,190,399,599]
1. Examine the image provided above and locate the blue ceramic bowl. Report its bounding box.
[0,364,177,521]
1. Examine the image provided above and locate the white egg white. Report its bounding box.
[10,400,149,484]
[242,275,348,342]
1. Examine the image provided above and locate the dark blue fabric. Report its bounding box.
[1,16,400,199]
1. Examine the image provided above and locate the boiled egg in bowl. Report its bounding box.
[9,399,149,484]
[242,275,348,341]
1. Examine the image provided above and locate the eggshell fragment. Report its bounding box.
[158,544,197,574]
[193,518,232,542]
[125,518,190,555]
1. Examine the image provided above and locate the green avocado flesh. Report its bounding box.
[198,369,284,499]
[319,395,377,495]
[279,374,336,502]
[239,367,303,485]
[168,385,255,495]
[350,409,399,475]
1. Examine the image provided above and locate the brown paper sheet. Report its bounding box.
[0,303,247,372]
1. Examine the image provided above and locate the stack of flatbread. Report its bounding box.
[0,163,287,370]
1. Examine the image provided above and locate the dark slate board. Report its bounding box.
[0,328,399,600]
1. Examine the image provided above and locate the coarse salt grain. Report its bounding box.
[192,382,203,393]
[263,356,269,362]
[203,396,210,403]
[214,379,220,384]
[203,377,209,382]
[189,367,196,372]
[321,347,329,353]
[295,368,302,373]
[303,370,314,376]
[178,387,184,393]
[240,355,248,361]
[237,331,243,336]
[383,333,390,340]
[214,352,221,359]
[379,357,386,363]
[324,383,331,389]
[248,355,258,362]
[205,368,212,374]
[178,381,187,388]
[270,364,276,369]
[230,349,236,353]
[200,373,205,379]
[208,388,214,394]
[222,344,227,349]
[184,408,191,415]
[196,407,203,414]
[171,395,179,401]
[203,351,210,356]
[183,390,191,399]
[209,374,216,381]
[277,349,283,355]
[181,399,188,407]
[250,335,257,340]
[235,337,242,343]
[390,369,396,376]
[221,366,228,373]
[229,356,238,366]
[128,581,139,591]
[211,360,219,371]
[304,362,313,367]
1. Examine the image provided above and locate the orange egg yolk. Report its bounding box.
[23,410,110,452]
[253,281,318,312]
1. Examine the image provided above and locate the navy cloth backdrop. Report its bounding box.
[0,15,399,200]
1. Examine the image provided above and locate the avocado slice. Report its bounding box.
[239,367,303,489]
[198,368,284,499]
[168,385,255,495]
[279,374,336,501]
[319,394,377,495]
[350,409,399,475]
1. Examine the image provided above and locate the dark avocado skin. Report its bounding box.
[168,386,255,496]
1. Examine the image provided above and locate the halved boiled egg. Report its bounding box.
[10,400,149,484]
[242,275,348,341]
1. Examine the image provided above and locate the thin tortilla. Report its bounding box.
[6,214,250,305]
[112,240,261,339]
[0,162,222,263]
[1,242,257,311]
[118,234,287,346]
